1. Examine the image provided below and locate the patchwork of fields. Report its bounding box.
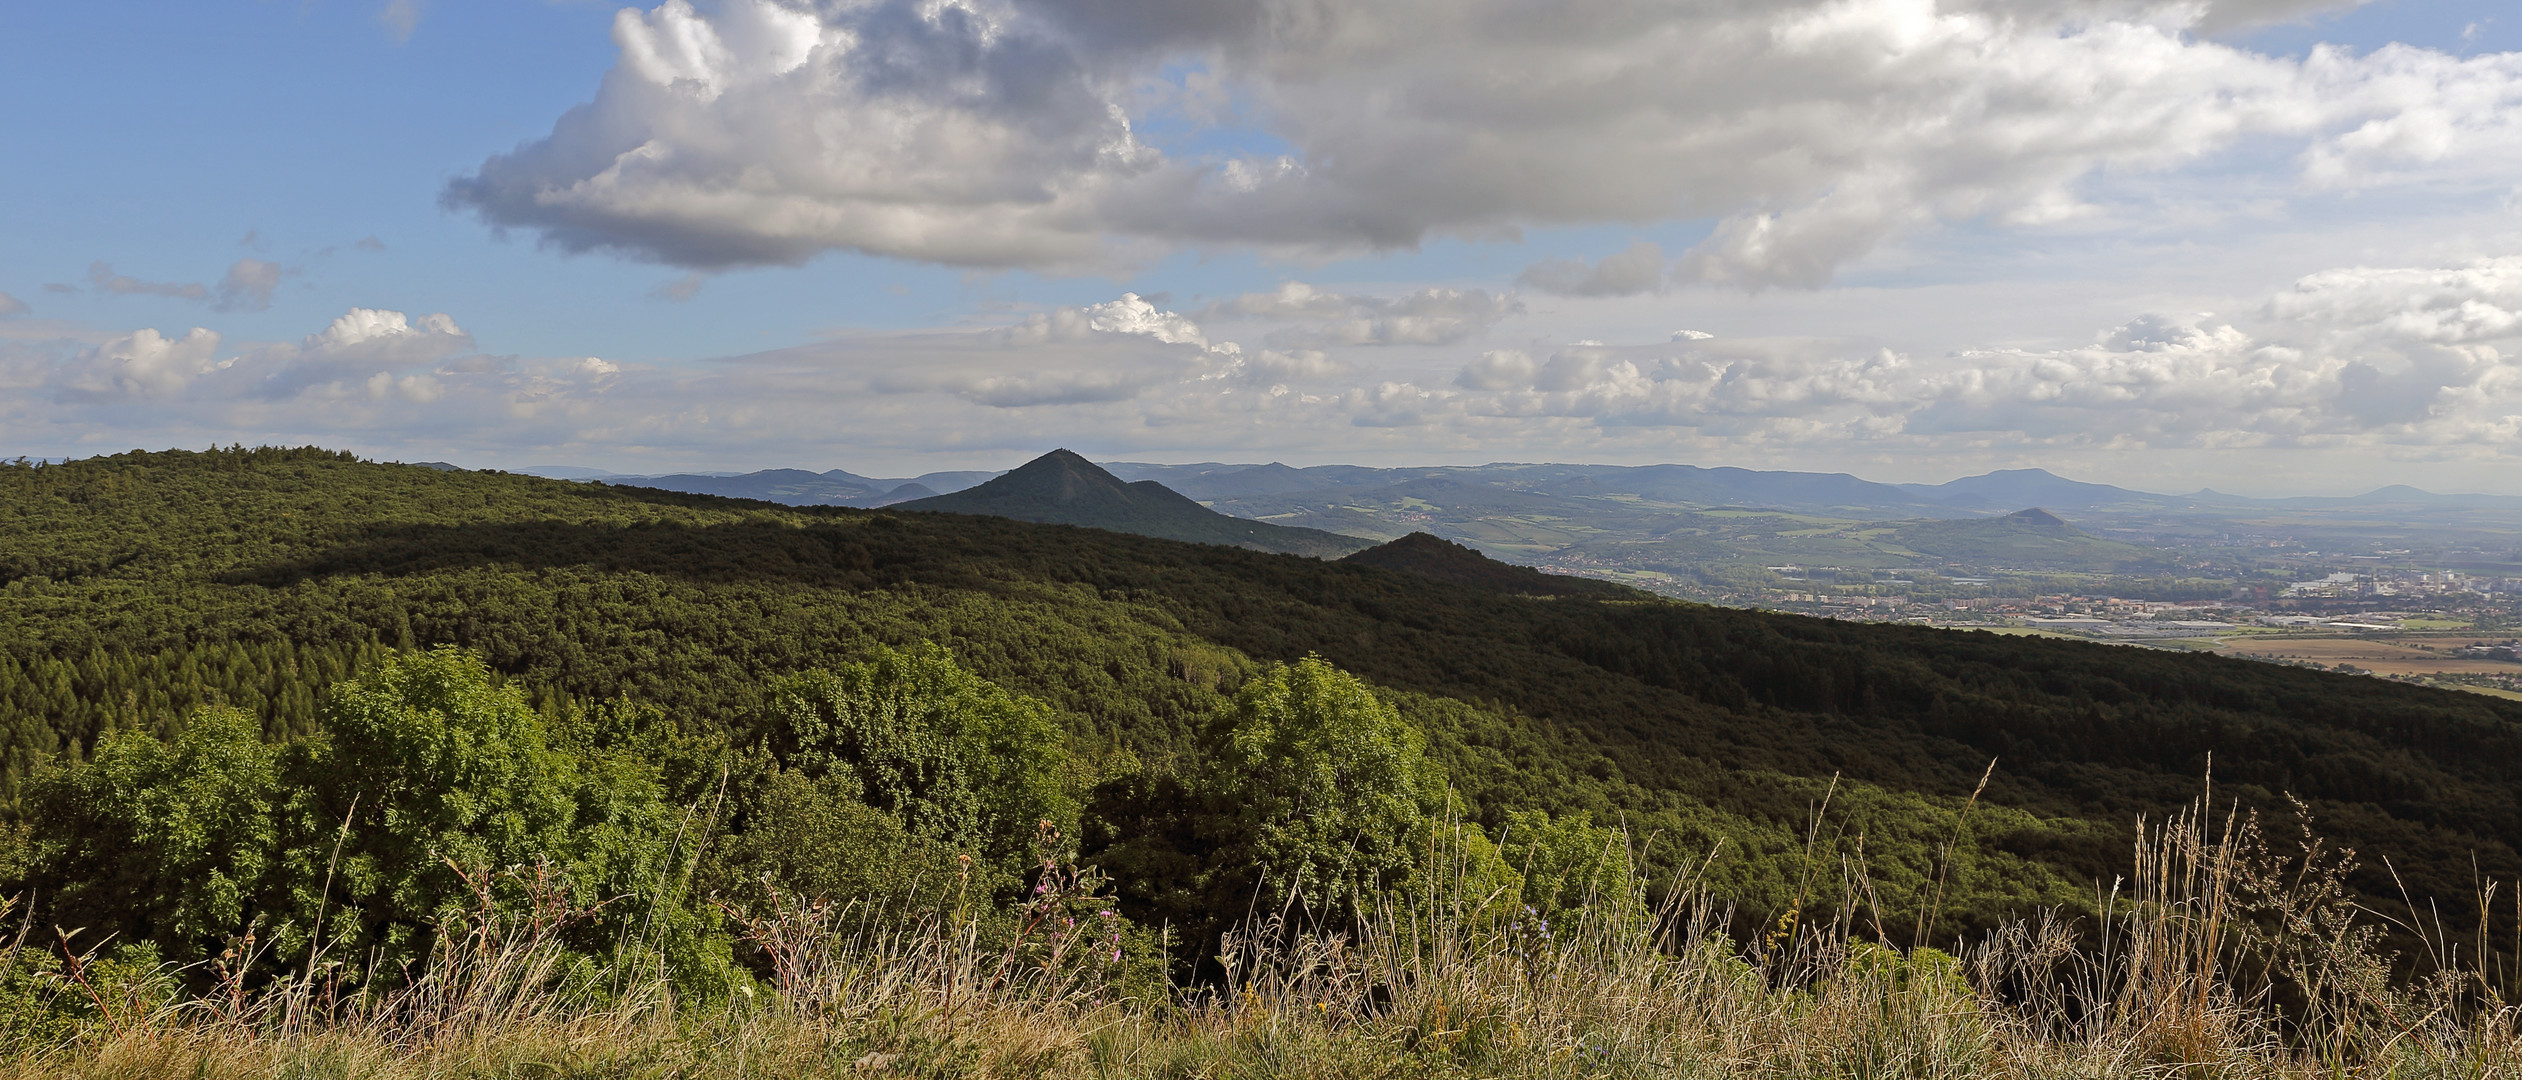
[2215,633,2522,676]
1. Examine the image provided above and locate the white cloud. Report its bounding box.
[1203,282,1356,321]
[443,0,2522,287]
[1455,350,1535,391]
[0,293,27,319]
[41,308,477,404]
[996,293,1220,350]
[15,262,2522,488]
[221,307,475,400]
[1435,256,2522,448]
[58,328,223,399]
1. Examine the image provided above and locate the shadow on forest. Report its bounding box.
[222,511,1281,590]
[219,510,2522,929]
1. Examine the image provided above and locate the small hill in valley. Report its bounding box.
[1889,507,2155,569]
[897,450,1373,557]
[619,468,887,506]
[872,482,937,506]
[1903,468,2174,512]
[1340,532,1615,596]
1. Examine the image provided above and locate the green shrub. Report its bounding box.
[1208,657,1446,912]
[703,768,992,912]
[756,643,1075,870]
[24,707,279,961]
[277,647,695,979]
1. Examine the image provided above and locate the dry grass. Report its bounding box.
[8,798,2521,1079]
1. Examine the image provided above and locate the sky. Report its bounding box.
[3,0,2521,494]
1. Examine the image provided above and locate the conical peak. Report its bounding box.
[994,450,1129,502]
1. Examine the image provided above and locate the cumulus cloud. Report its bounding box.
[1434,256,2522,448]
[220,307,472,400]
[34,307,473,405]
[995,293,1222,351]
[2,305,635,458]
[17,261,2522,481]
[57,328,224,400]
[443,0,2522,286]
[1455,350,1536,391]
[0,293,27,319]
[1518,241,1668,297]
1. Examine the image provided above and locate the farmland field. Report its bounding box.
[2214,633,2522,676]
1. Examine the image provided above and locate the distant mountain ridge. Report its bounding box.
[490,456,2522,582]
[515,458,2520,518]
[511,465,1001,508]
[895,450,1373,558]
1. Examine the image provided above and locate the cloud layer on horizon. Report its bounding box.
[10,254,2521,489]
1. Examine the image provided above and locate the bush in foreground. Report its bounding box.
[3,796,2520,1079]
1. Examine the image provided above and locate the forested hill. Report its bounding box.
[1341,531,1613,597]
[5,448,2522,943]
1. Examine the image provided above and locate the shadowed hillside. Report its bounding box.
[1341,532,1615,597]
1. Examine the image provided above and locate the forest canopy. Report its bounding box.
[3,447,2521,989]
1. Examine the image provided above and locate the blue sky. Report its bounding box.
[4,0,2521,493]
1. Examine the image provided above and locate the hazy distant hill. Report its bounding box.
[874,482,937,505]
[898,450,1374,558]
[1896,469,2190,513]
[515,455,2522,584]
[1888,507,2156,569]
[621,468,889,506]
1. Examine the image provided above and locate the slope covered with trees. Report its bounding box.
[4,447,2521,971]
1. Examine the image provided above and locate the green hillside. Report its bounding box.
[898,449,1372,557]
[1341,531,1615,597]
[1887,507,2153,569]
[4,448,2521,961]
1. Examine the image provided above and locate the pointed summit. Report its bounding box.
[896,450,1373,558]
[2006,507,2071,530]
[991,448,1124,502]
